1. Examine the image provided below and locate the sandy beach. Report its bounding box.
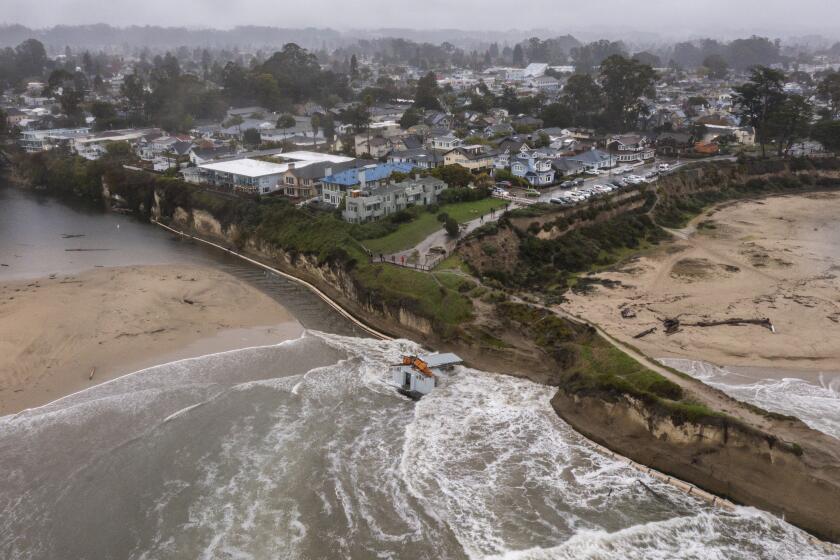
[563,191,840,374]
[0,264,303,415]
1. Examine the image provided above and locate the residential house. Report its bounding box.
[566,149,616,171]
[424,111,454,129]
[279,159,360,200]
[320,162,415,207]
[388,147,444,169]
[606,134,655,164]
[431,132,462,151]
[355,135,393,158]
[443,145,494,173]
[189,145,237,165]
[342,176,447,223]
[511,115,544,130]
[656,132,694,156]
[4,107,26,127]
[484,123,515,137]
[138,134,193,161]
[19,127,90,152]
[552,157,585,177]
[190,158,289,194]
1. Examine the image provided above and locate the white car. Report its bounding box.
[658,163,671,172]
[585,169,602,176]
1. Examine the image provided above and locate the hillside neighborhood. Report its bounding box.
[2,33,839,228]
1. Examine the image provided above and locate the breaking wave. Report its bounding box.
[0,333,835,559]
[660,358,840,440]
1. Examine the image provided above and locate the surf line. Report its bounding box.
[152,220,392,341]
[150,221,840,553]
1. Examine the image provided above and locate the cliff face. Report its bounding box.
[551,384,840,543]
[162,200,435,340]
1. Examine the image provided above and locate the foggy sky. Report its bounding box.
[3,0,840,37]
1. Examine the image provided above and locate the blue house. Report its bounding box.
[321,162,415,207]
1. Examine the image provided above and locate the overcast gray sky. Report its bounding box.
[3,0,840,35]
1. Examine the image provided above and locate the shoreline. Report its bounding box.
[0,263,303,415]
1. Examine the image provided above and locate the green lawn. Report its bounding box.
[364,198,507,254]
[354,264,473,327]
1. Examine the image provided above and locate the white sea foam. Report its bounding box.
[660,358,840,439]
[2,333,837,559]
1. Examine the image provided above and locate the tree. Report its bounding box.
[444,216,459,237]
[414,72,442,111]
[58,87,85,125]
[310,113,322,147]
[562,73,603,127]
[632,51,661,68]
[512,44,526,67]
[540,103,574,128]
[431,164,473,188]
[350,54,359,81]
[733,66,787,158]
[399,107,422,129]
[816,72,840,119]
[121,74,147,124]
[321,114,336,140]
[342,104,370,135]
[242,128,262,147]
[90,100,120,131]
[572,40,625,74]
[0,108,7,139]
[599,55,657,132]
[811,119,840,153]
[702,54,729,79]
[104,141,133,161]
[14,39,47,79]
[768,94,812,156]
[277,113,297,137]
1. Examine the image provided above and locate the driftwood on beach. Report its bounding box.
[662,317,774,333]
[633,327,657,339]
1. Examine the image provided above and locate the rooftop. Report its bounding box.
[198,158,291,178]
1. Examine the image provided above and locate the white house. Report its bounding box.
[193,158,288,194]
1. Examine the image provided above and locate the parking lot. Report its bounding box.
[492,159,688,207]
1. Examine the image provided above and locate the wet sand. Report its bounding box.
[0,264,303,415]
[563,191,840,375]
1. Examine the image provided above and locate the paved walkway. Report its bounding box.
[378,203,515,269]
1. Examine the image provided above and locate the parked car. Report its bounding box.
[658,163,671,172]
[585,169,602,176]
[561,180,575,188]
[492,187,510,197]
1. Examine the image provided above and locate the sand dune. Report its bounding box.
[0,264,302,415]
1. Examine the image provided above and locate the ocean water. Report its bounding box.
[1,333,834,560]
[660,358,840,441]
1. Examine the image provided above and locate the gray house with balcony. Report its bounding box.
[342,176,447,223]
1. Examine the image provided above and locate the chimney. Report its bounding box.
[324,166,332,177]
[358,169,366,190]
[288,162,295,170]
